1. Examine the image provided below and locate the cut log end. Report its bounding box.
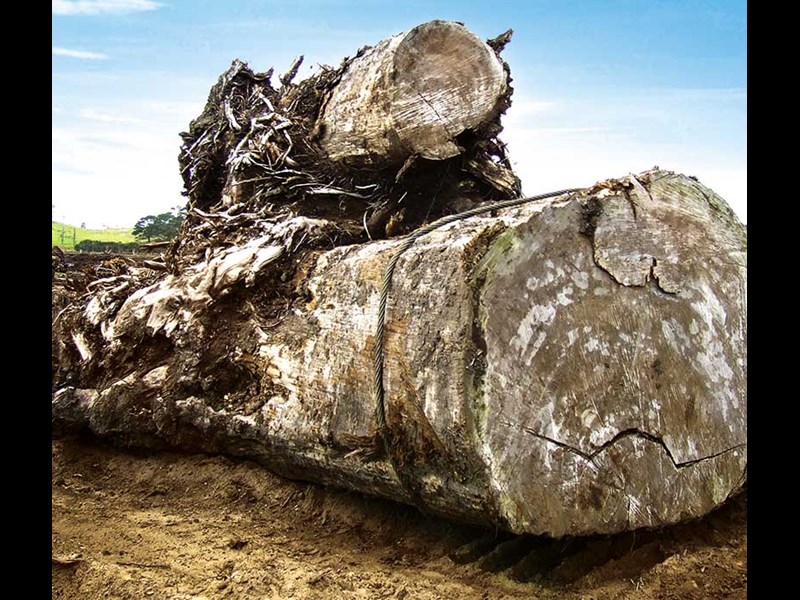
[318,20,509,165]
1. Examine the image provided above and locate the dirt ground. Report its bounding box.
[52,437,746,599]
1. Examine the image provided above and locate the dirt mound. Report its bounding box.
[52,437,746,599]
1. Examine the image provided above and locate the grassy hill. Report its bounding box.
[52,222,136,251]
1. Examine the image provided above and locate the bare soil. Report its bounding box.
[52,437,746,599]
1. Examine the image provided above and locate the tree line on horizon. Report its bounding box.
[132,206,185,243]
[55,206,186,253]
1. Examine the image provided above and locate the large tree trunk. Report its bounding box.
[52,169,747,537]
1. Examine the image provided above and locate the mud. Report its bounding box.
[52,437,746,599]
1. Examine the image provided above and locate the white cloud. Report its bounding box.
[523,127,610,134]
[501,89,746,223]
[502,125,747,224]
[508,99,555,116]
[52,46,109,60]
[52,124,185,228]
[52,99,202,228]
[52,0,161,16]
[79,108,143,123]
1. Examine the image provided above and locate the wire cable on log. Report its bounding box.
[372,187,586,505]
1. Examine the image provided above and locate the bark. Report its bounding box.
[52,169,747,537]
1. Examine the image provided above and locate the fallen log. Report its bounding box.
[317,20,510,166]
[52,169,747,536]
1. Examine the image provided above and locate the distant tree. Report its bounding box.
[133,206,185,243]
[133,215,158,242]
[75,240,141,253]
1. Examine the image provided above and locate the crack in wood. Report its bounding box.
[631,174,656,205]
[507,422,745,470]
[648,258,678,295]
[622,187,639,220]
[415,90,457,139]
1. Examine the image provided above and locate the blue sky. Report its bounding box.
[52,0,747,227]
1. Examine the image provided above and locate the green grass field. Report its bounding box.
[52,222,136,251]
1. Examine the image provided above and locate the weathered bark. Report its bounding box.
[52,169,747,536]
[317,20,509,165]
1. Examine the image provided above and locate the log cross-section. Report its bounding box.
[317,20,508,165]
